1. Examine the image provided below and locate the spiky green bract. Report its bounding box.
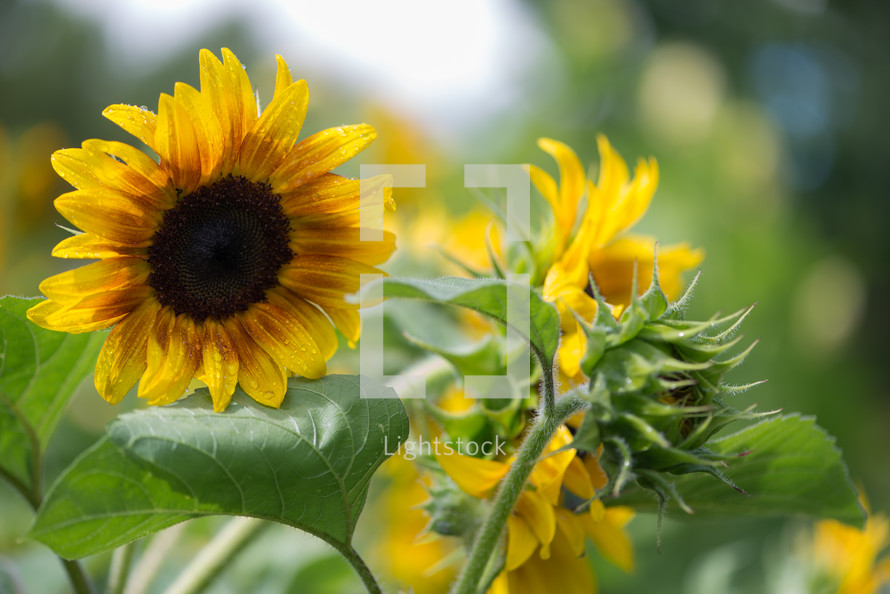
[419,473,487,544]
[571,270,771,514]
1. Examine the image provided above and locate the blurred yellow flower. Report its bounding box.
[26,48,395,411]
[371,455,458,593]
[533,136,703,378]
[438,425,634,593]
[811,505,890,594]
[0,122,68,291]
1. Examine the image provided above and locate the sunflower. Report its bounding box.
[437,425,634,593]
[27,48,395,412]
[532,136,704,380]
[810,497,890,594]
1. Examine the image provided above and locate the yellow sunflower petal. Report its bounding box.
[38,258,149,301]
[498,533,597,594]
[138,308,202,406]
[582,506,635,573]
[94,298,160,404]
[239,78,309,181]
[588,497,606,523]
[278,255,381,309]
[596,157,658,247]
[200,320,239,412]
[102,104,158,148]
[55,189,162,246]
[542,262,598,322]
[289,227,396,266]
[220,48,258,141]
[530,427,576,506]
[269,124,377,193]
[587,135,659,247]
[554,507,588,558]
[584,452,610,491]
[556,320,586,380]
[589,236,704,306]
[280,173,394,217]
[436,450,508,498]
[173,82,224,184]
[226,319,288,407]
[25,300,63,329]
[537,137,585,235]
[273,54,293,97]
[83,139,175,201]
[506,514,539,571]
[562,456,595,500]
[529,164,558,220]
[268,288,338,361]
[199,49,241,172]
[27,287,148,334]
[239,301,326,379]
[52,233,145,260]
[52,141,175,210]
[154,92,202,194]
[326,307,361,347]
[292,209,363,229]
[515,490,557,555]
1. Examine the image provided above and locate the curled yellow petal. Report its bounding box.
[102,104,158,148]
[436,450,508,498]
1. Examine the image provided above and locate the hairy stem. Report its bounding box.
[450,391,583,594]
[332,543,384,594]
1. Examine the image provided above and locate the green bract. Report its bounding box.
[569,269,862,526]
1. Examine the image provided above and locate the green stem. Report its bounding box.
[61,559,95,594]
[107,543,134,594]
[125,522,187,594]
[0,393,95,594]
[164,517,267,594]
[450,392,583,594]
[331,543,383,594]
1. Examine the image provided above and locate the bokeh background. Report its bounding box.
[1,0,888,592]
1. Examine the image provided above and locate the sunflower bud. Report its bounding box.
[420,474,486,541]
[572,268,770,509]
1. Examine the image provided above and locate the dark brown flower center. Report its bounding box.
[147,175,293,321]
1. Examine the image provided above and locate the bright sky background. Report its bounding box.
[46,0,556,139]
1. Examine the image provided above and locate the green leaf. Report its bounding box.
[0,296,104,494]
[613,415,865,527]
[30,375,409,559]
[403,333,505,377]
[380,277,560,369]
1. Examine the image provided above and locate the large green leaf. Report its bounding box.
[381,277,560,369]
[0,296,104,494]
[30,375,409,559]
[614,415,865,526]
